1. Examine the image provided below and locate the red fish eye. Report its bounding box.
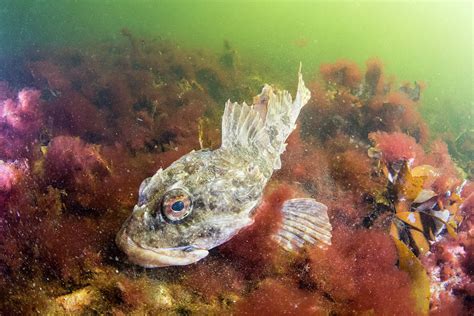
[161,189,192,222]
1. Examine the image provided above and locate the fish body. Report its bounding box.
[116,67,331,268]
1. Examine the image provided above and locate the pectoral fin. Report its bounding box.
[273,198,332,252]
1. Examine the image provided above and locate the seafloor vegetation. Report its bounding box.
[0,32,472,315]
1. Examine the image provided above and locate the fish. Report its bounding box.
[116,66,332,268]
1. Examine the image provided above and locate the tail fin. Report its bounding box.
[221,65,311,169]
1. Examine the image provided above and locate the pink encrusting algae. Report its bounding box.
[0,86,43,159]
[0,33,471,314]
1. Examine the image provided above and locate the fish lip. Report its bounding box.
[115,227,209,268]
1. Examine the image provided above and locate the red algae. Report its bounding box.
[0,160,27,210]
[309,228,416,315]
[369,131,425,165]
[423,140,462,194]
[304,58,428,148]
[115,277,152,309]
[235,278,326,316]
[182,258,245,300]
[281,130,335,200]
[44,136,111,211]
[0,33,471,315]
[365,58,385,96]
[34,215,104,281]
[218,184,293,278]
[422,191,474,315]
[320,59,362,88]
[330,148,383,194]
[0,87,43,159]
[2,89,43,133]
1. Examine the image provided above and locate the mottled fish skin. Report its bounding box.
[116,67,310,267]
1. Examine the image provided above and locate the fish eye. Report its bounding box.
[171,200,185,212]
[161,188,192,222]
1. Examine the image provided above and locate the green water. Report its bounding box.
[1,0,472,134]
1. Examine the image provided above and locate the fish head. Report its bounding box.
[116,152,256,268]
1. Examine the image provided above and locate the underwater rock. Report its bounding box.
[55,286,99,313]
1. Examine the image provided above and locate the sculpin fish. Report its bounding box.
[116,67,332,267]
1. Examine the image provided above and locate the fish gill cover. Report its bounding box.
[0,5,472,316]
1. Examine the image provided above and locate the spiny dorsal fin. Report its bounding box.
[221,100,267,149]
[273,198,332,252]
[220,65,310,170]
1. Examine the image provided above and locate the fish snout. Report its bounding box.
[115,225,208,268]
[116,229,209,268]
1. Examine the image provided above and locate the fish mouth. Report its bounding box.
[115,228,209,268]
